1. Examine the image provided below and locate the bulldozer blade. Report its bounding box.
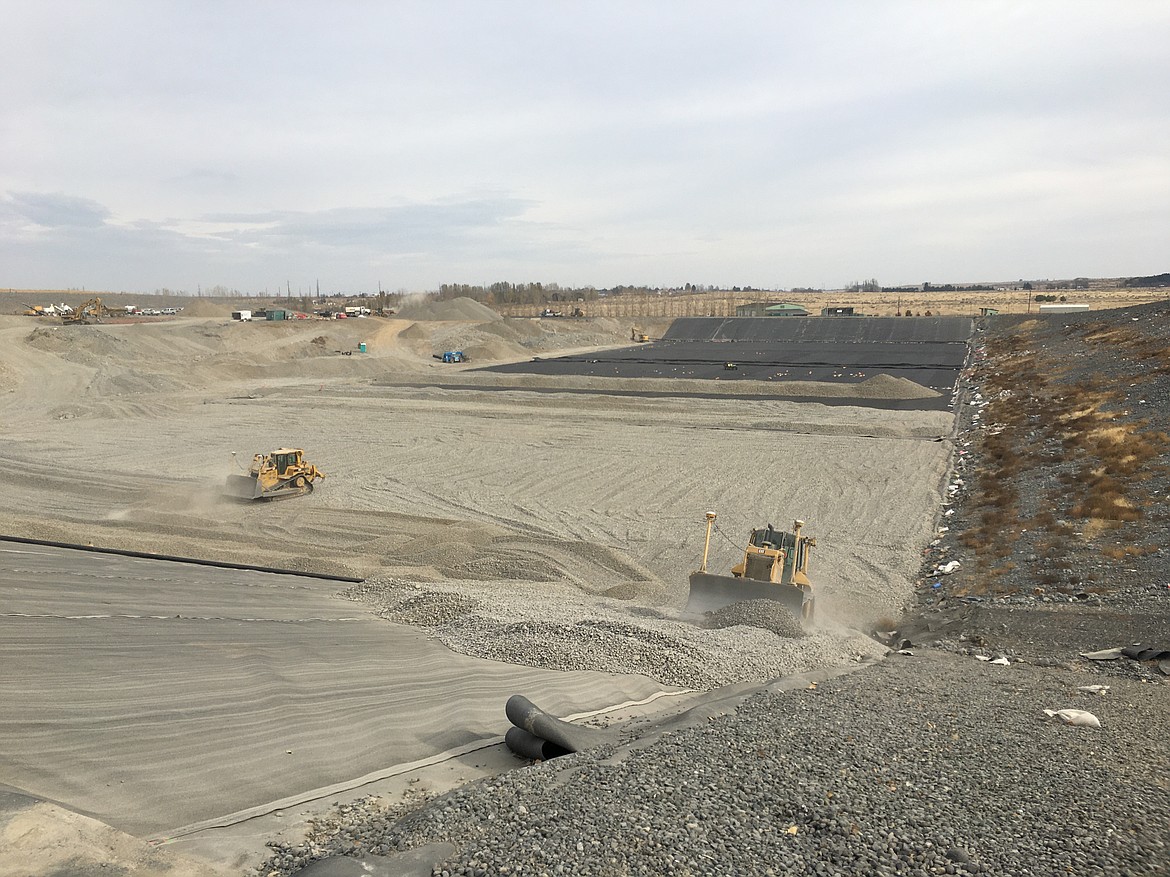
[227,474,315,501]
[226,474,264,500]
[686,571,811,619]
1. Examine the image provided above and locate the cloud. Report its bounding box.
[2,191,110,228]
[0,190,579,291]
[2,5,1169,289]
[200,196,534,253]
[166,168,242,188]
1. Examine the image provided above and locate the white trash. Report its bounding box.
[1077,685,1110,696]
[1044,709,1101,728]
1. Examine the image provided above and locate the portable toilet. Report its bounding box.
[358,341,367,353]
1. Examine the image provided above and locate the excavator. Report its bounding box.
[61,298,110,325]
[227,449,325,500]
[687,513,816,622]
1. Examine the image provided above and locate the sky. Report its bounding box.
[2,2,1168,295]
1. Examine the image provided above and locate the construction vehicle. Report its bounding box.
[434,350,468,363]
[687,513,816,621]
[631,327,650,342]
[61,298,110,325]
[226,449,325,500]
[22,303,49,317]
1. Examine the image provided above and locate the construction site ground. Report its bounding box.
[1,295,1167,876]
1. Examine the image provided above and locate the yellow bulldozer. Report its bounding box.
[687,513,816,621]
[227,449,325,500]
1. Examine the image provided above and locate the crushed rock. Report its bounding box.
[343,577,886,690]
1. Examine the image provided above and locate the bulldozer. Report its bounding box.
[687,513,816,621]
[227,449,325,500]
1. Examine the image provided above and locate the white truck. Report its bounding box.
[231,310,253,322]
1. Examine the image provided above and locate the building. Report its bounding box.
[1038,303,1090,314]
[821,306,858,316]
[735,302,809,317]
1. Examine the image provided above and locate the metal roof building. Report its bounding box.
[735,302,809,317]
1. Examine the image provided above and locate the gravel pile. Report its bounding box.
[394,297,503,322]
[343,578,885,691]
[263,652,1169,877]
[705,599,807,639]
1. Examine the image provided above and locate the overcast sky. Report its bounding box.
[2,2,1168,294]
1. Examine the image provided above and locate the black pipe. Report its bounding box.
[504,727,571,761]
[504,694,612,760]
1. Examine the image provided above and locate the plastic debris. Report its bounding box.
[1077,684,1110,696]
[989,656,1010,666]
[975,655,991,662]
[1080,647,1123,661]
[1044,709,1101,728]
[937,560,961,575]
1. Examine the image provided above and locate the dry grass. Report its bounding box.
[1099,543,1158,561]
[960,314,1169,595]
[487,287,1170,320]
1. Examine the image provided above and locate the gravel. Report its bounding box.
[343,578,882,691]
[262,652,1170,877]
[910,300,1170,665]
[705,599,807,639]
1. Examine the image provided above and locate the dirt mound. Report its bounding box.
[397,323,433,341]
[395,296,502,322]
[26,325,128,366]
[461,339,528,362]
[854,373,941,399]
[179,299,229,317]
[0,799,230,877]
